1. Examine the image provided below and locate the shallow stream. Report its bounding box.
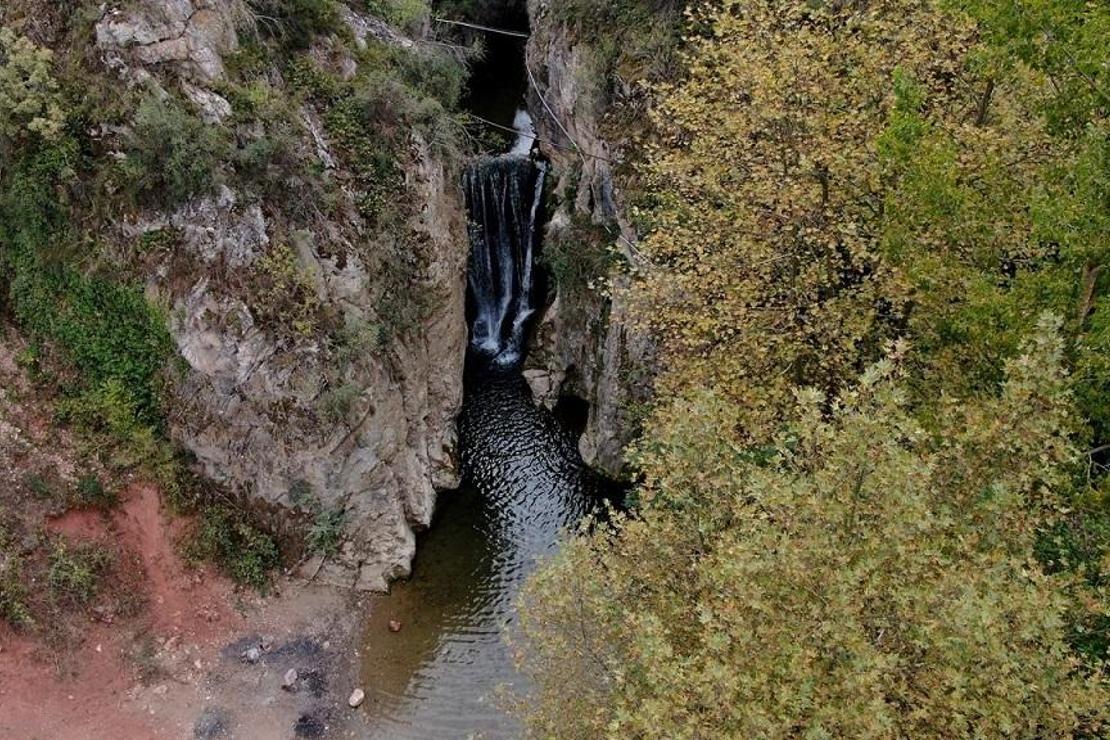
[357,9,612,735]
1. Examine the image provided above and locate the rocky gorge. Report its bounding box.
[1,6,657,733]
[86,0,652,588]
[79,0,469,591]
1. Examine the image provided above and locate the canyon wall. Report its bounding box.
[94,0,468,590]
[523,0,654,478]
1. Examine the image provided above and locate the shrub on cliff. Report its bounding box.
[121,93,229,207]
[0,27,63,151]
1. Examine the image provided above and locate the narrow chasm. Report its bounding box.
[357,5,618,737]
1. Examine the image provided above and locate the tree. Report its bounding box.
[518,317,1106,736]
[519,0,1110,733]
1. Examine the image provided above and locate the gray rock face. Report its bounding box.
[96,0,242,82]
[158,137,466,592]
[98,1,468,591]
[524,2,655,478]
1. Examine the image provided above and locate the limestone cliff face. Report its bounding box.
[523,0,654,478]
[95,1,467,590]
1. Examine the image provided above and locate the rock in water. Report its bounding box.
[348,688,365,708]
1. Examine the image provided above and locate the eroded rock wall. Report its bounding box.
[93,0,467,590]
[523,0,653,478]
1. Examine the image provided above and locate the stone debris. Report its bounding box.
[282,668,299,690]
[348,688,365,708]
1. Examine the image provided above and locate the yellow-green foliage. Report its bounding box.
[519,319,1106,736]
[253,243,322,337]
[366,0,428,32]
[630,0,1108,442]
[520,0,1110,733]
[0,27,63,144]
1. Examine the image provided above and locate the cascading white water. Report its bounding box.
[463,154,547,368]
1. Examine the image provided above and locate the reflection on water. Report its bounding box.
[359,371,610,738]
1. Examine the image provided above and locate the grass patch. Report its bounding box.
[186,505,281,591]
[74,473,118,510]
[0,522,34,629]
[47,539,112,606]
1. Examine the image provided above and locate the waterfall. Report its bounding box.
[464,154,546,369]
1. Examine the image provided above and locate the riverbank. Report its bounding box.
[0,325,379,739]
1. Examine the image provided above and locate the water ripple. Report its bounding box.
[359,371,612,738]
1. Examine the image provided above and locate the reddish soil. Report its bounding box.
[1,327,370,738]
[0,484,242,739]
[47,483,239,640]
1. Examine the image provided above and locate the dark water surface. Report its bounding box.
[359,371,606,737]
[357,7,598,732]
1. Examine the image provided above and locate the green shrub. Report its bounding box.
[74,474,117,510]
[541,217,619,295]
[24,473,54,500]
[47,540,111,606]
[366,0,427,32]
[187,506,280,591]
[122,93,228,206]
[0,27,64,147]
[6,245,174,427]
[334,317,385,364]
[288,479,314,508]
[520,320,1108,736]
[307,506,345,557]
[252,243,322,337]
[317,382,360,423]
[247,0,340,48]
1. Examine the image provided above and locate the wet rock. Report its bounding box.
[193,706,230,739]
[523,4,657,478]
[348,688,365,708]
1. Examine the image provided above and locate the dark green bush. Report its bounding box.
[187,506,281,591]
[122,94,228,206]
[74,474,118,510]
[24,473,54,500]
